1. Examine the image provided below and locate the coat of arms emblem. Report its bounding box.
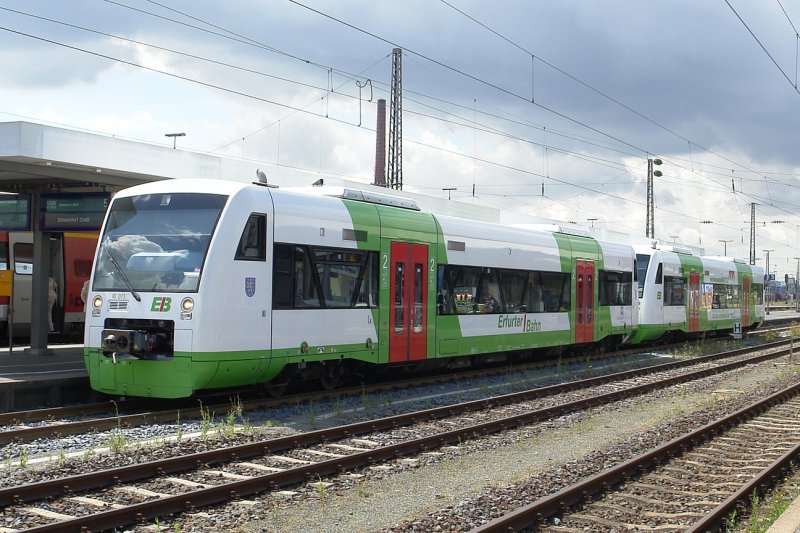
[245,277,256,297]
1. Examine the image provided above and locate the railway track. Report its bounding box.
[474,380,800,532]
[0,337,778,446]
[0,342,792,531]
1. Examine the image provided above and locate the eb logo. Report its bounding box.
[151,297,172,312]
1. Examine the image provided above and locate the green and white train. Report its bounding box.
[631,245,764,344]
[83,178,763,398]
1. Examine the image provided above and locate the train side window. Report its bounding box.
[713,284,738,309]
[442,265,481,314]
[13,243,33,275]
[540,271,570,312]
[235,214,266,261]
[272,244,293,308]
[655,263,663,285]
[354,252,378,307]
[663,275,686,306]
[436,265,453,315]
[477,268,501,314]
[294,246,321,308]
[598,270,632,306]
[499,269,527,313]
[525,272,544,313]
[701,283,714,310]
[752,283,764,305]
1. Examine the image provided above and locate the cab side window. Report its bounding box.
[235,214,267,261]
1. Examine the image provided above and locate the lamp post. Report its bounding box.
[764,249,774,314]
[645,158,662,238]
[165,132,186,149]
[718,239,732,256]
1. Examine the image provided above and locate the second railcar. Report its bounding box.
[630,245,764,344]
[0,231,95,337]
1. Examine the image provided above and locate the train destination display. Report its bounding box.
[39,192,110,231]
[0,194,31,231]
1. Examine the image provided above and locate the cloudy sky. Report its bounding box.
[2,0,800,278]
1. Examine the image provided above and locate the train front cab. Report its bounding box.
[84,183,243,398]
[630,248,687,344]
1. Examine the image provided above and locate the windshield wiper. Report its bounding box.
[103,244,142,302]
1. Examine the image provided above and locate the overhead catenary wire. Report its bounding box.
[776,0,800,88]
[725,0,800,94]
[14,0,800,196]
[3,3,800,254]
[285,0,800,216]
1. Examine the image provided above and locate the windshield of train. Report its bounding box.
[92,192,227,293]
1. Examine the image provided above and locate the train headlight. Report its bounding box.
[180,297,195,312]
[92,295,103,309]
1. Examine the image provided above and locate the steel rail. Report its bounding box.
[4,346,792,531]
[686,440,800,532]
[0,339,789,446]
[471,381,800,532]
[0,344,788,505]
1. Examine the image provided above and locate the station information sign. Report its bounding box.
[39,192,110,231]
[0,194,31,231]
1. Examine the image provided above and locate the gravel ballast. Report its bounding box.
[243,360,798,533]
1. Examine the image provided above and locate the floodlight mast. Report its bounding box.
[645,158,662,238]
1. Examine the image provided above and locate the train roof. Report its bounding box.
[113,177,250,197]
[283,185,420,211]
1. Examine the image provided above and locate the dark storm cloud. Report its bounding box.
[3,0,800,172]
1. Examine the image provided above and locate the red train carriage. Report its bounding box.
[0,231,97,338]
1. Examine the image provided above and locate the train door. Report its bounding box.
[389,242,428,363]
[9,234,33,328]
[741,276,750,327]
[575,260,594,344]
[689,271,700,332]
[62,233,96,329]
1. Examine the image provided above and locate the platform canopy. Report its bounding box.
[0,121,261,193]
[0,120,263,355]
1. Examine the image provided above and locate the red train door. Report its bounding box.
[575,260,594,344]
[689,271,700,332]
[389,242,428,363]
[741,277,750,327]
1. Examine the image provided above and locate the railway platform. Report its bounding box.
[0,343,90,411]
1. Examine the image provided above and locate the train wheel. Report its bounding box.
[319,362,341,391]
